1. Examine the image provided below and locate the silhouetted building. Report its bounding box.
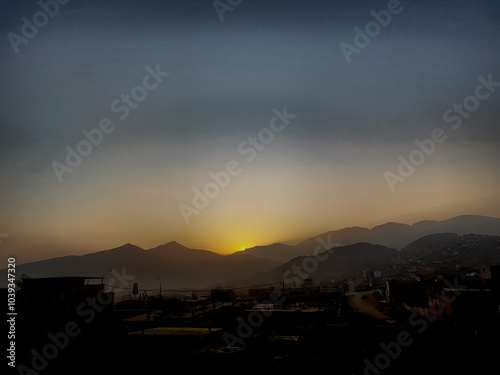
[386,280,427,306]
[481,264,500,286]
[319,280,338,293]
[426,284,500,339]
[211,288,236,302]
[17,276,114,341]
[249,287,275,303]
[303,278,314,290]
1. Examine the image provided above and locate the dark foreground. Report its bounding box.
[9,291,500,375]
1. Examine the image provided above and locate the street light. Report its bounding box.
[101,269,112,288]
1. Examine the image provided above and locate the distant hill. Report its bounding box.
[2,215,499,290]
[401,233,500,267]
[291,215,500,258]
[238,215,500,264]
[253,232,500,286]
[232,243,298,263]
[400,233,461,261]
[0,242,279,290]
[257,242,398,285]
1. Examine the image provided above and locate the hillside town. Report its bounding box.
[7,252,500,374]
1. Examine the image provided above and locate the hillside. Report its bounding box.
[292,215,500,258]
[237,215,500,264]
[2,215,499,290]
[253,242,399,285]
[401,233,500,267]
[1,242,279,290]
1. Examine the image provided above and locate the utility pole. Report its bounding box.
[156,276,162,299]
[101,269,112,290]
[282,269,286,300]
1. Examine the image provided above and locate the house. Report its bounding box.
[249,287,275,303]
[210,288,236,303]
[386,280,427,306]
[19,276,112,321]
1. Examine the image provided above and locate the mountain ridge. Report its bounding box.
[287,214,500,262]
[8,214,500,266]
[2,214,499,290]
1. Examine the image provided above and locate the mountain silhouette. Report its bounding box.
[2,215,499,290]
[4,242,279,290]
[259,242,398,285]
[259,215,500,263]
[313,215,498,249]
[232,243,297,263]
[401,233,500,267]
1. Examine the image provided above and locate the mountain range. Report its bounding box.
[4,241,279,290]
[248,214,500,263]
[1,215,499,290]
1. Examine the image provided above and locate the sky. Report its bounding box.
[1,0,499,264]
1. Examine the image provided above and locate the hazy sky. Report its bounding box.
[1,0,499,263]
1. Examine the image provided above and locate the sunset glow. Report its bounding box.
[0,0,499,265]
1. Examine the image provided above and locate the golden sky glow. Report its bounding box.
[1,1,499,264]
[2,137,499,264]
